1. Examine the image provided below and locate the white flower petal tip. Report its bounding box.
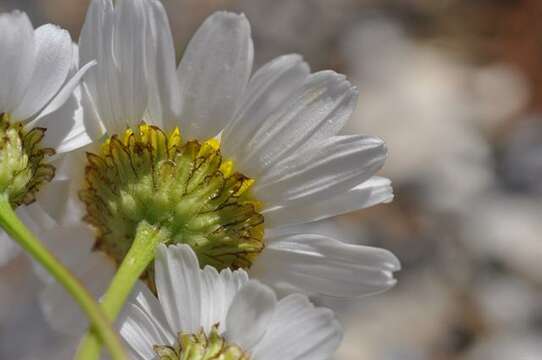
[203,12,250,34]
[384,251,402,272]
[376,177,395,204]
[342,244,401,294]
[372,257,401,294]
[352,246,401,296]
[212,11,248,25]
[251,234,401,298]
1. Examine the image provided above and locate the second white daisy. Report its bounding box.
[120,244,342,360]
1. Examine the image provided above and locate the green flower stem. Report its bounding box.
[76,221,170,360]
[0,194,127,360]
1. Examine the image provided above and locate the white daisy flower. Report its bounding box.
[121,243,342,360]
[0,10,95,265]
[71,0,399,299]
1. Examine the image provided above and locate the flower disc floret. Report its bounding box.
[80,123,264,274]
[154,325,250,360]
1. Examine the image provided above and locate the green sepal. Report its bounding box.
[81,123,264,281]
[0,113,55,207]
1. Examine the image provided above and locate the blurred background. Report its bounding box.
[1,0,541,359]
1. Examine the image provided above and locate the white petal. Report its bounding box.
[79,0,148,134]
[250,233,400,297]
[20,201,56,231]
[0,200,60,269]
[78,0,105,73]
[177,12,253,140]
[225,280,276,351]
[0,203,56,266]
[154,244,250,335]
[11,24,72,120]
[35,152,87,224]
[112,0,149,128]
[0,229,20,266]
[31,60,96,124]
[264,176,394,228]
[0,11,35,113]
[221,54,310,162]
[32,222,95,283]
[199,266,248,333]
[145,0,181,129]
[71,42,80,68]
[40,252,115,334]
[235,71,358,178]
[252,294,342,360]
[81,81,107,140]
[33,42,94,150]
[79,0,114,129]
[254,135,387,208]
[154,244,202,333]
[119,283,175,360]
[219,268,250,317]
[198,265,222,332]
[34,178,71,225]
[29,83,92,153]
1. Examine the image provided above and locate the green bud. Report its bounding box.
[0,113,55,206]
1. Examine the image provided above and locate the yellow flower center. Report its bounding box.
[0,113,55,207]
[80,123,264,279]
[154,325,250,360]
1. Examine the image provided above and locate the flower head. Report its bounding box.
[0,113,54,206]
[80,124,264,273]
[120,244,342,360]
[0,10,94,206]
[77,0,400,298]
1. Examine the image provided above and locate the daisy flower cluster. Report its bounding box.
[0,0,400,359]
